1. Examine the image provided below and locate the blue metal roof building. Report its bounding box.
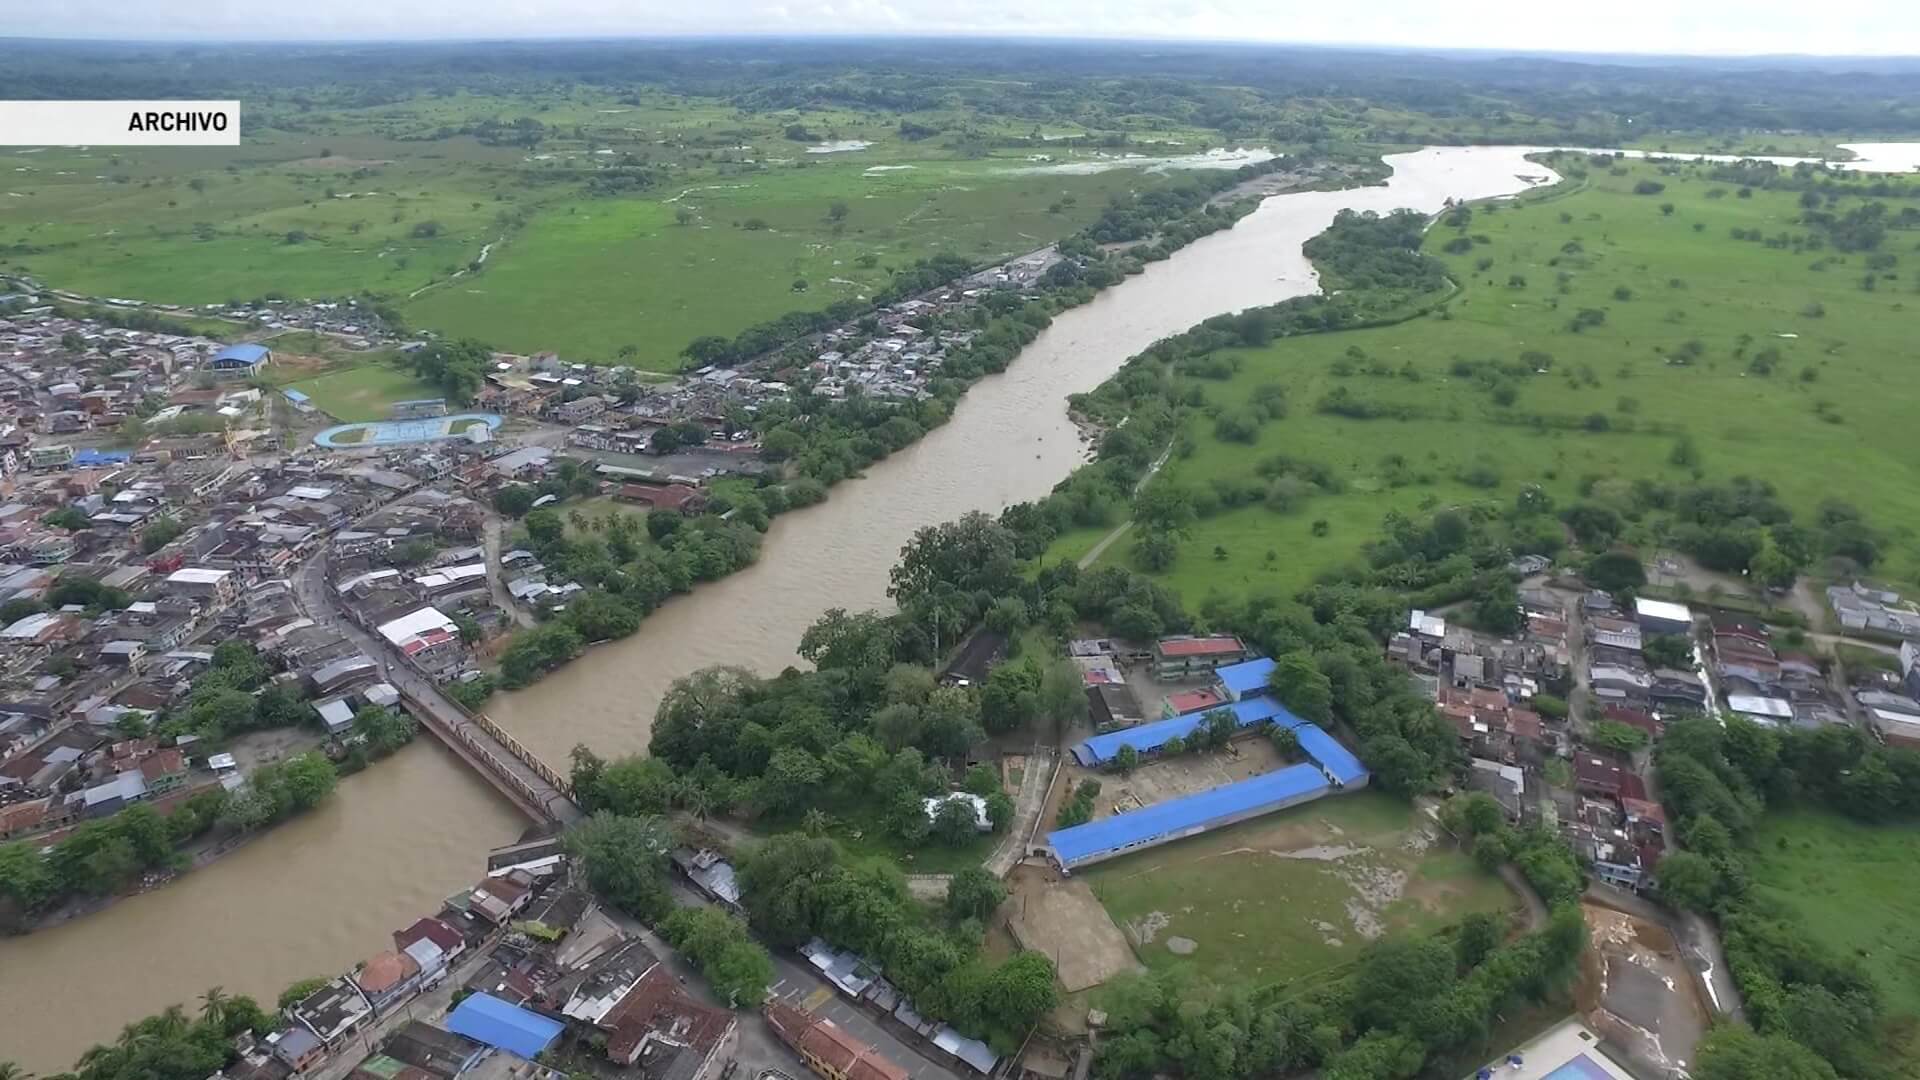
[71,448,132,468]
[1048,764,1332,869]
[1071,696,1307,766]
[209,343,271,373]
[444,992,563,1059]
[1217,657,1276,700]
[1296,723,1369,787]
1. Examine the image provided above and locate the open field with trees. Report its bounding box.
[11,39,1920,369]
[1082,789,1515,985]
[1748,811,1920,1017]
[1062,152,1920,599]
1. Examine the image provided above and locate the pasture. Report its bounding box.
[1080,790,1514,986]
[1063,156,1920,596]
[1749,810,1920,1016]
[3,86,1206,369]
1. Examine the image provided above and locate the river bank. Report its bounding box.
[0,144,1568,1071]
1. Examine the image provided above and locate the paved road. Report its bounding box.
[639,881,965,1080]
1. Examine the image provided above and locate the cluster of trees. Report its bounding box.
[1652,716,1920,1077]
[1054,778,1103,827]
[1,986,274,1080]
[0,794,224,930]
[215,752,339,833]
[1439,792,1586,904]
[401,338,493,404]
[1094,906,1586,1080]
[490,488,769,690]
[739,833,1058,1052]
[660,905,776,1006]
[637,659,1016,847]
[145,641,313,743]
[0,574,133,626]
[1558,476,1883,590]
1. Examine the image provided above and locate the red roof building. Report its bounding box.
[605,966,737,1070]
[764,1001,908,1080]
[394,917,467,959]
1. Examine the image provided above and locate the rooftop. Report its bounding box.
[443,993,563,1060]
[1049,764,1331,867]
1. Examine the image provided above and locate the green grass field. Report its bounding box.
[1060,156,1920,597]
[4,87,1202,370]
[1750,811,1920,1016]
[400,160,1171,366]
[286,363,442,423]
[1081,790,1514,986]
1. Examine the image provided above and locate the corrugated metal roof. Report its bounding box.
[1072,695,1305,764]
[444,993,562,1059]
[1047,764,1330,867]
[1217,657,1276,698]
[1294,723,1368,786]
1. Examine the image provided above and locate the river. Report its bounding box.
[0,145,1578,1069]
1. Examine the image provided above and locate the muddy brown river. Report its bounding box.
[0,146,1564,1070]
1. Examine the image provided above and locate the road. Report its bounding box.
[292,545,580,824]
[637,881,967,1080]
[482,513,537,630]
[1074,441,1173,570]
[1634,756,1746,1023]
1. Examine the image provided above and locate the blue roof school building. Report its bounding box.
[1047,656,1370,871]
[209,343,271,378]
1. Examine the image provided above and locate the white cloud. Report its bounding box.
[7,0,1919,55]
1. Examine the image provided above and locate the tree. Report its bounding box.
[351,705,416,756]
[1472,580,1521,634]
[492,484,537,517]
[947,866,1006,922]
[565,812,674,922]
[1654,850,1723,912]
[1584,550,1646,593]
[979,662,1041,735]
[1113,744,1139,773]
[889,512,1018,610]
[660,906,774,1006]
[931,797,981,846]
[1643,633,1693,670]
[1268,651,1332,724]
[760,747,826,814]
[1689,1025,1838,1080]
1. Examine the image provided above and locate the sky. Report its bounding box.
[4,0,1918,57]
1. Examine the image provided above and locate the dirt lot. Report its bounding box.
[1042,735,1286,828]
[226,727,328,772]
[1002,860,1142,993]
[1576,903,1710,1076]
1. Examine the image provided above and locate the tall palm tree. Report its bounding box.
[801,808,833,837]
[199,986,229,1027]
[1,1060,35,1080]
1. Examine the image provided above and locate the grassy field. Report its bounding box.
[401,161,1155,367]
[1080,790,1514,986]
[1059,155,1920,597]
[286,363,442,423]
[1750,811,1920,1016]
[3,86,1215,369]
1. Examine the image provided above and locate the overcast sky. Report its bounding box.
[7,0,1919,57]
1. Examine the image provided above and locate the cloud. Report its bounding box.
[7,0,1919,55]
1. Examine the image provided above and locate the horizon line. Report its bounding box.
[1,31,1917,62]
